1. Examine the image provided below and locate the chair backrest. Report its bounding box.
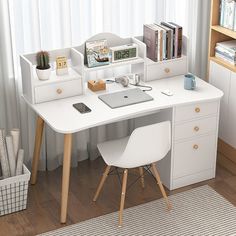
[119,121,171,168]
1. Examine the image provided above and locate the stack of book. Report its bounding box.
[215,40,236,65]
[220,0,236,31]
[0,128,24,179]
[143,22,183,62]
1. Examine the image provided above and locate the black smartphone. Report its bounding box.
[73,103,91,114]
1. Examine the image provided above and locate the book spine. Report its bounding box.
[215,46,236,57]
[215,48,236,60]
[224,0,234,29]
[6,136,16,177]
[10,128,20,158]
[169,30,173,59]
[166,30,171,59]
[162,31,167,60]
[233,3,236,31]
[16,149,24,176]
[0,129,10,178]
[143,25,158,62]
[177,27,182,58]
[172,28,176,58]
[220,0,225,26]
[159,30,163,61]
[216,43,236,54]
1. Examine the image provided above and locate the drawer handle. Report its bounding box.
[164,68,170,73]
[56,88,62,94]
[193,144,199,150]
[195,107,200,113]
[194,126,199,132]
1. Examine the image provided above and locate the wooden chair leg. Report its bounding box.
[93,165,111,202]
[31,116,44,185]
[151,163,171,210]
[119,169,128,227]
[139,167,145,188]
[60,133,73,224]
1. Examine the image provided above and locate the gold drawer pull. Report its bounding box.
[56,88,62,94]
[193,144,199,150]
[194,126,199,132]
[164,68,170,73]
[195,107,200,113]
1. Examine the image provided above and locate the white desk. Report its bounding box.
[24,75,223,223]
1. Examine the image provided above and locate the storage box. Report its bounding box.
[0,165,31,216]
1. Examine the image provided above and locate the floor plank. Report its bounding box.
[0,155,235,236]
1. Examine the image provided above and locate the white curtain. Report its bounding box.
[0,0,211,171]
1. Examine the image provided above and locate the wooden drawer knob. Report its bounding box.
[193,144,199,150]
[195,107,200,113]
[194,126,199,132]
[164,68,170,73]
[56,88,62,94]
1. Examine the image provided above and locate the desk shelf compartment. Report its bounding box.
[73,33,146,81]
[20,48,84,104]
[135,36,188,81]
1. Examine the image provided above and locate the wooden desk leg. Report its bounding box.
[60,133,72,224]
[31,116,44,185]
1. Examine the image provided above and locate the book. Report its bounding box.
[215,51,236,65]
[152,24,164,61]
[215,45,236,57]
[169,22,183,58]
[161,22,176,58]
[0,129,10,178]
[158,24,173,60]
[222,0,235,30]
[220,0,226,26]
[86,39,110,68]
[216,40,236,53]
[143,24,159,61]
[215,47,236,60]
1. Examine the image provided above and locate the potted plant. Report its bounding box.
[36,51,51,80]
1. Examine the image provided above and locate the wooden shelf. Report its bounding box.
[210,56,236,73]
[211,25,236,39]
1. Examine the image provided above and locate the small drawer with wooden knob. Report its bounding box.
[145,55,187,81]
[174,116,217,141]
[34,79,82,103]
[173,134,216,178]
[175,101,219,122]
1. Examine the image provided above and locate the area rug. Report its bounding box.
[39,185,236,236]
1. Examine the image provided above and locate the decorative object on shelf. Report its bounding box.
[36,51,51,80]
[88,79,106,92]
[86,39,110,68]
[56,56,68,75]
[184,74,196,90]
[110,43,138,63]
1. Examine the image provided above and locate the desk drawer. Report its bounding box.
[34,79,82,103]
[175,101,218,122]
[174,116,217,141]
[146,56,187,81]
[173,134,216,179]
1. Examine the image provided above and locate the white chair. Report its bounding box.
[93,121,172,227]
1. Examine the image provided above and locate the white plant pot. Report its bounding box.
[36,67,51,80]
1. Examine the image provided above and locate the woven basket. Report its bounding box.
[0,165,30,216]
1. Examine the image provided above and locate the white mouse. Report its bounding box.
[161,89,173,96]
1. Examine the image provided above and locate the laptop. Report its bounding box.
[98,88,154,109]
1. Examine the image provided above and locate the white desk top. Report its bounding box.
[23,75,223,134]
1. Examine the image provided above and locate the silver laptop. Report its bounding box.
[98,88,154,109]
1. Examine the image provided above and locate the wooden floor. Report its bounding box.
[1,154,236,236]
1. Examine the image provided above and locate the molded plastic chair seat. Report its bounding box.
[97,137,129,168]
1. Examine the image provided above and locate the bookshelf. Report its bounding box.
[208,0,236,76]
[208,0,236,173]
